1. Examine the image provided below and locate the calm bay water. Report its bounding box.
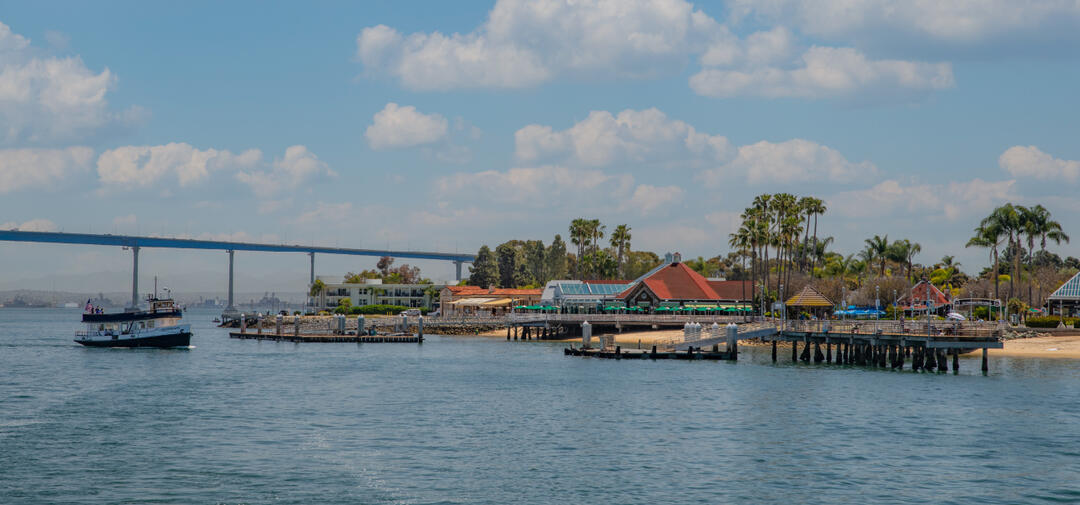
[2,307,1079,504]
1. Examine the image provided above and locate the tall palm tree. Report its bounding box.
[610,224,631,279]
[864,234,889,277]
[569,218,588,279]
[729,223,752,303]
[966,222,1004,303]
[807,197,827,272]
[982,204,1022,300]
[1023,204,1069,306]
[798,196,814,271]
[903,240,921,281]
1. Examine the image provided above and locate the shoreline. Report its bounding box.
[476,328,1080,359]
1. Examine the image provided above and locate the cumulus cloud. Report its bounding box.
[828,178,1017,220]
[999,145,1080,182]
[289,202,354,225]
[236,145,335,198]
[515,108,731,167]
[0,146,94,193]
[0,218,58,232]
[365,102,449,149]
[701,138,875,186]
[0,21,137,145]
[436,165,633,206]
[621,184,685,214]
[691,42,953,99]
[726,0,1080,45]
[96,142,261,189]
[356,0,719,90]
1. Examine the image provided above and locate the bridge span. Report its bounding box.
[0,230,475,310]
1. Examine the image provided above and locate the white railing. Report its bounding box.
[781,319,1001,338]
[507,313,751,324]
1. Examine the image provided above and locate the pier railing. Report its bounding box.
[780,319,1003,338]
[507,313,750,325]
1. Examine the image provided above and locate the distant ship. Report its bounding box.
[75,296,191,348]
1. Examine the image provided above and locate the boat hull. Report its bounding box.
[75,330,191,348]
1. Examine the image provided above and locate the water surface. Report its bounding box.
[2,308,1078,504]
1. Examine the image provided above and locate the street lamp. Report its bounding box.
[875,285,880,333]
[893,289,898,321]
[780,283,785,330]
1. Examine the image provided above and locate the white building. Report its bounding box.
[310,276,447,311]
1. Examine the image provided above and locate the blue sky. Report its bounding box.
[2,0,1080,293]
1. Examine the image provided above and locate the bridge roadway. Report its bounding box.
[0,230,474,310]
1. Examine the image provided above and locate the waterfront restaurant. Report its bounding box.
[1048,271,1080,317]
[539,280,632,310]
[898,279,952,315]
[439,285,542,317]
[616,255,753,311]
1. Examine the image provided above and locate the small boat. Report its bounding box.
[75,296,191,348]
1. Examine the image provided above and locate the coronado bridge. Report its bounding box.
[0,230,475,311]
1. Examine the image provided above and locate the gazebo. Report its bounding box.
[785,285,834,318]
[1048,271,1080,317]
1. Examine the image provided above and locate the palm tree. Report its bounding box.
[966,222,1004,303]
[864,234,890,277]
[902,239,921,281]
[807,197,827,272]
[610,224,631,279]
[729,224,752,303]
[1023,204,1069,306]
[982,204,1022,300]
[569,218,588,279]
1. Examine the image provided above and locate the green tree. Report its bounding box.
[967,222,1004,302]
[468,245,499,288]
[610,224,631,278]
[309,278,325,297]
[523,239,546,285]
[864,234,890,277]
[546,234,568,280]
[496,241,528,288]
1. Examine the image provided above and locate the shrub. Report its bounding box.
[1025,316,1079,328]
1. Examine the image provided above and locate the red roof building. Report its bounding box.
[618,261,752,306]
[898,280,951,310]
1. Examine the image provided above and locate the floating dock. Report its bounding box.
[565,344,734,360]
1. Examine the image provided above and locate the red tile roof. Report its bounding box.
[620,262,723,300]
[706,280,754,301]
[445,286,542,297]
[899,281,950,307]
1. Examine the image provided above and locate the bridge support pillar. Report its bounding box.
[309,252,315,285]
[454,260,464,281]
[226,249,235,312]
[129,246,140,310]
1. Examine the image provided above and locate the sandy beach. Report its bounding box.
[478,328,1080,358]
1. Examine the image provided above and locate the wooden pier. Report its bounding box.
[229,331,421,343]
[565,344,734,360]
[564,319,1005,374]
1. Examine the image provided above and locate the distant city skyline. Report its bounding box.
[2,0,1080,291]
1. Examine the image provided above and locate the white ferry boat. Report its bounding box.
[75,295,191,348]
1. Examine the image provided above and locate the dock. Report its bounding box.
[565,319,1005,373]
[229,331,421,343]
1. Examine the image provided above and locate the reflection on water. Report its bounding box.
[0,307,1078,504]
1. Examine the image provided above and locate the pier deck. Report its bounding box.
[229,331,421,343]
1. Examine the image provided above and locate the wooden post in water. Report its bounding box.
[800,338,811,362]
[879,345,887,368]
[814,342,824,363]
[771,340,777,362]
[792,340,798,362]
[937,349,948,372]
[507,325,511,340]
[952,349,959,374]
[826,341,832,363]
[925,345,937,370]
[982,347,989,373]
[651,345,657,359]
[898,345,906,369]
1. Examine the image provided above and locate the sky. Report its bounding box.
[1,0,1080,294]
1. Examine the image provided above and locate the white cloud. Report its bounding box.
[691,45,953,99]
[236,145,335,198]
[703,138,875,185]
[289,202,354,225]
[356,0,719,90]
[828,178,1017,220]
[96,142,261,189]
[0,21,136,145]
[621,184,685,214]
[515,108,731,166]
[365,102,449,150]
[112,214,136,227]
[0,218,58,232]
[436,165,633,206]
[999,145,1080,182]
[727,0,1080,44]
[0,146,94,193]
